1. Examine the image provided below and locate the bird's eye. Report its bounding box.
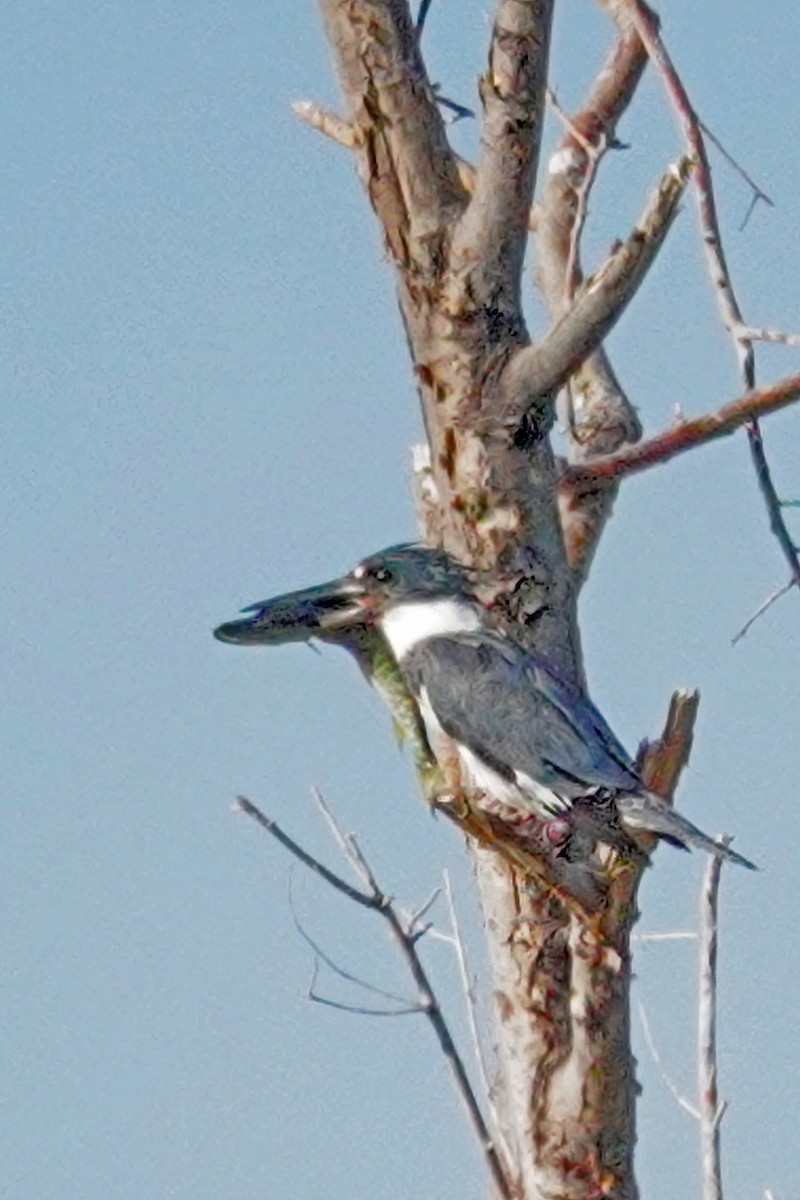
[372,566,392,583]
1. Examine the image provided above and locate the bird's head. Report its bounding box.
[213,544,474,646]
[349,544,472,608]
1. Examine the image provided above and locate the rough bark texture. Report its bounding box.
[314,4,691,1197]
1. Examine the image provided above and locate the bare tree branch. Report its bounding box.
[734,326,800,349]
[698,848,727,1200]
[306,954,424,1017]
[562,371,800,494]
[731,580,794,646]
[292,98,359,148]
[432,871,515,1177]
[621,1,746,361]
[535,25,648,581]
[440,871,494,1116]
[698,120,774,220]
[237,793,515,1200]
[500,156,690,421]
[307,993,422,1015]
[450,0,555,306]
[632,931,697,943]
[415,0,434,35]
[406,884,442,938]
[621,0,800,613]
[747,423,800,591]
[289,878,415,1007]
[636,998,700,1120]
[537,34,646,313]
[234,796,377,909]
[318,0,466,265]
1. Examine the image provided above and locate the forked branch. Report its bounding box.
[562,371,800,494]
[536,24,648,579]
[235,794,515,1200]
[318,0,466,263]
[621,0,800,613]
[500,157,690,420]
[451,0,555,303]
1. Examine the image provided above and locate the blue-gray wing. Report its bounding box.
[402,634,641,798]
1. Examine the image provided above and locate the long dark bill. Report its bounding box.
[213,575,366,646]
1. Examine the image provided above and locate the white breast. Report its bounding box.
[379,598,482,662]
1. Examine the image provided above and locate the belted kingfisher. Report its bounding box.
[214,558,444,800]
[215,544,756,871]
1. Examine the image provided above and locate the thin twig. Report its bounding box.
[442,872,495,1123]
[543,86,611,305]
[735,326,800,349]
[698,847,727,1200]
[747,423,800,591]
[416,0,434,34]
[632,931,698,943]
[407,886,442,937]
[538,25,647,580]
[622,1,747,365]
[291,99,359,148]
[731,580,794,646]
[698,120,774,221]
[310,785,369,885]
[288,876,413,1006]
[502,156,691,417]
[433,92,475,123]
[235,796,376,909]
[307,993,422,1016]
[562,371,800,493]
[237,794,514,1200]
[623,0,800,609]
[450,0,555,304]
[306,958,423,1017]
[636,999,700,1120]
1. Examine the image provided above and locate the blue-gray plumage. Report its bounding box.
[214,544,756,871]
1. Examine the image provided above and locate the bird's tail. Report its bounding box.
[617,794,758,870]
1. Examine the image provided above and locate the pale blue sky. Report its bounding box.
[4,3,800,1198]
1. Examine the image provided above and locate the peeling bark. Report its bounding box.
[312,4,732,1198]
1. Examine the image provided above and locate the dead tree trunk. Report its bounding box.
[292,2,800,1196]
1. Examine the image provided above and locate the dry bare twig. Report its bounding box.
[698,119,774,229]
[634,845,731,1200]
[735,326,800,349]
[433,871,514,1168]
[291,99,359,148]
[731,580,794,646]
[287,876,420,1014]
[698,847,728,1200]
[622,0,800,621]
[501,156,691,420]
[632,931,697,943]
[438,872,493,1105]
[562,371,800,493]
[234,794,515,1200]
[449,0,554,307]
[636,998,700,1120]
[536,23,648,579]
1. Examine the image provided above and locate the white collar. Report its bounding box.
[379,597,482,661]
